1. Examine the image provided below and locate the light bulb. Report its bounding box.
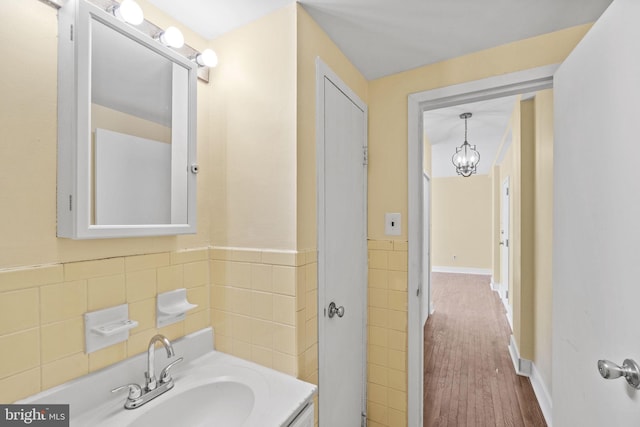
[113,0,144,25]
[195,49,218,67]
[158,26,184,48]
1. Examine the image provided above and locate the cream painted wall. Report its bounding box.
[491,165,501,283]
[0,0,212,269]
[296,5,368,251]
[368,24,591,241]
[208,5,297,250]
[533,89,554,394]
[431,176,492,269]
[423,132,432,176]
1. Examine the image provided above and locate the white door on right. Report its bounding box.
[553,0,640,425]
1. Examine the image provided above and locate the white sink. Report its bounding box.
[19,328,316,427]
[128,381,254,427]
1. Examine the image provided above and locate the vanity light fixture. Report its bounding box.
[451,112,480,177]
[110,0,144,26]
[156,26,185,49]
[193,49,218,68]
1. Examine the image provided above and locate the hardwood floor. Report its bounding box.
[424,273,546,427]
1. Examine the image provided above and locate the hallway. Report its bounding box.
[424,273,546,426]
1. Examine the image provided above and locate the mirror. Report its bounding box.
[57,0,197,239]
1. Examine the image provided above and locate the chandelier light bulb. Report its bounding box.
[158,26,185,48]
[195,49,218,67]
[113,0,144,25]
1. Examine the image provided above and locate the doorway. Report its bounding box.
[316,58,368,426]
[407,65,558,426]
[500,176,512,326]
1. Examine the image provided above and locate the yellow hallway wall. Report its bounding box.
[431,176,492,270]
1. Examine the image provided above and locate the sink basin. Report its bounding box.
[128,381,254,427]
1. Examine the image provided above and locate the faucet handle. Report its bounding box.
[111,383,143,400]
[160,357,183,384]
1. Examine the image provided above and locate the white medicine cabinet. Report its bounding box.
[57,0,198,239]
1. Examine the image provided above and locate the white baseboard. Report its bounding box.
[530,363,553,427]
[490,278,500,292]
[432,266,492,275]
[508,335,532,376]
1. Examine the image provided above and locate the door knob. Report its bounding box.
[597,359,640,389]
[328,302,345,318]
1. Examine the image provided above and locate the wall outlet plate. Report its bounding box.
[385,213,401,236]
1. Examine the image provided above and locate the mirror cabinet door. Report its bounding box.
[57,0,197,239]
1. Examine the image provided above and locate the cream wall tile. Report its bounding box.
[295,278,305,311]
[388,408,407,427]
[305,317,317,350]
[40,280,86,324]
[185,310,209,335]
[273,324,296,355]
[87,274,126,311]
[296,309,306,350]
[41,317,83,363]
[232,315,253,343]
[186,285,209,313]
[303,344,317,377]
[367,401,388,425]
[305,263,317,292]
[305,290,317,320]
[209,260,227,286]
[369,269,388,289]
[272,351,297,377]
[0,288,38,335]
[126,269,156,302]
[369,288,388,308]
[251,291,273,321]
[232,340,252,360]
[388,271,408,291]
[65,258,124,281]
[251,264,272,292]
[369,364,388,387]
[388,349,406,372]
[388,330,406,352]
[228,249,262,263]
[262,251,299,266]
[41,353,88,390]
[0,329,39,379]
[272,266,296,296]
[250,319,274,348]
[184,261,209,288]
[369,326,388,348]
[158,321,184,341]
[227,287,251,316]
[273,294,295,325]
[388,310,407,332]
[0,265,63,293]
[89,342,127,372]
[125,253,170,272]
[157,265,183,293]
[209,248,230,260]
[0,368,40,403]
[387,252,408,272]
[129,299,155,333]
[127,330,157,357]
[388,368,407,392]
[211,310,232,337]
[393,241,408,252]
[388,291,407,311]
[368,382,388,406]
[226,262,251,289]
[369,251,388,270]
[369,345,388,367]
[210,285,227,311]
[250,345,273,368]
[368,307,388,328]
[368,240,393,251]
[171,248,208,265]
[388,389,407,411]
[215,334,232,353]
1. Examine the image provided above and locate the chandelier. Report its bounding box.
[451,112,480,177]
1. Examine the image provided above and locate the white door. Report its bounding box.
[317,60,367,427]
[553,0,640,425]
[500,177,511,323]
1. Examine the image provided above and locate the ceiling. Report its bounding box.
[147,0,613,80]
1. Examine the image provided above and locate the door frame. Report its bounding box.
[316,57,368,424]
[500,176,512,327]
[406,64,558,426]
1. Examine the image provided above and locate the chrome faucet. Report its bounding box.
[146,334,174,391]
[112,334,183,409]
